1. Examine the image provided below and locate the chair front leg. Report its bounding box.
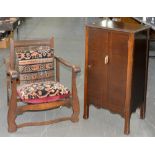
[71,70,80,122]
[8,79,17,132]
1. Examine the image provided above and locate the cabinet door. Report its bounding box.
[87,27,108,107]
[108,31,129,113]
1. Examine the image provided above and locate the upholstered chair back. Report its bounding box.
[10,38,55,85]
[15,46,54,84]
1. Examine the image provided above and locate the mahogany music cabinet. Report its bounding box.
[83,20,150,134]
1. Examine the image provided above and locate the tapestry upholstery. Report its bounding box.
[15,46,55,84]
[17,81,70,104]
[15,45,71,104]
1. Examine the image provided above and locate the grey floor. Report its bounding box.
[0,17,155,137]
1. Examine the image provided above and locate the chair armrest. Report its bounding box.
[8,69,19,79]
[55,56,81,73]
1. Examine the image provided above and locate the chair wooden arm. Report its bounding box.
[55,56,81,73]
[55,55,80,122]
[8,69,19,79]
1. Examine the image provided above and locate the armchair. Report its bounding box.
[7,37,81,132]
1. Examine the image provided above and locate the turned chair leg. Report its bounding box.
[140,103,146,119]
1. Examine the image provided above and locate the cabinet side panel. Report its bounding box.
[108,31,129,114]
[84,26,89,118]
[131,30,148,112]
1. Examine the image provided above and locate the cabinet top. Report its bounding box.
[86,19,150,33]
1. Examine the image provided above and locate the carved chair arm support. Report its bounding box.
[8,69,19,80]
[55,56,81,73]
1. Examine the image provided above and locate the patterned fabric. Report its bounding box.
[18,62,54,73]
[16,46,53,61]
[19,70,54,81]
[17,81,70,104]
[15,46,55,84]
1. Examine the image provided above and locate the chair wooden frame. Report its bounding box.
[7,37,81,132]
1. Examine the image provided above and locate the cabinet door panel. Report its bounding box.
[87,27,108,107]
[108,32,129,110]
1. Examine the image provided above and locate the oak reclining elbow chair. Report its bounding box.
[7,37,81,132]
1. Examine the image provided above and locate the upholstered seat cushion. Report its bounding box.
[17,81,70,104]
